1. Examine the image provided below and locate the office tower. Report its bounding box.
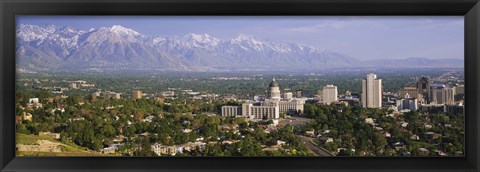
[322,85,338,105]
[431,84,446,104]
[399,86,418,99]
[417,77,431,103]
[454,85,464,95]
[430,84,456,105]
[446,87,456,105]
[362,73,382,108]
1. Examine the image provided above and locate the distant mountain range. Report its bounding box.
[16,24,464,72]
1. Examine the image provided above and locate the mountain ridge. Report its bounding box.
[16,24,464,72]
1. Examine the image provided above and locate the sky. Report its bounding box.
[17,16,464,60]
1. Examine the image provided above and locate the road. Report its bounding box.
[298,135,334,157]
[277,115,334,156]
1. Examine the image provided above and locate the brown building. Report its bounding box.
[399,86,418,99]
[132,90,142,99]
[417,77,431,103]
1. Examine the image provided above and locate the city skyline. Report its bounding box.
[15,16,465,157]
[15,68,465,157]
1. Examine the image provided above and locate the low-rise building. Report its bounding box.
[28,98,39,104]
[21,112,33,122]
[396,93,418,112]
[132,90,142,99]
[151,143,177,156]
[160,91,175,97]
[221,102,279,119]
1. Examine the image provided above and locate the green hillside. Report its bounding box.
[16,133,117,156]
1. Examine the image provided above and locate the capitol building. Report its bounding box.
[221,78,305,119]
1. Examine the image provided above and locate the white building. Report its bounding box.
[221,79,303,119]
[161,91,175,97]
[322,85,338,105]
[28,98,39,104]
[396,93,418,112]
[283,92,293,100]
[268,78,281,102]
[151,143,177,156]
[221,106,241,117]
[242,103,279,119]
[222,103,279,119]
[362,73,382,108]
[277,100,304,114]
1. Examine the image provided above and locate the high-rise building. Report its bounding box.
[431,84,446,104]
[399,86,418,99]
[362,73,382,108]
[446,87,456,105]
[454,85,464,95]
[417,77,431,104]
[268,78,281,102]
[132,90,142,99]
[322,85,338,105]
[431,85,456,105]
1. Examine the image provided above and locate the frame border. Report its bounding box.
[1,0,479,172]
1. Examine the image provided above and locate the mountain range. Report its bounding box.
[16,24,464,72]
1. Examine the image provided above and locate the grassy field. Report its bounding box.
[16,133,117,157]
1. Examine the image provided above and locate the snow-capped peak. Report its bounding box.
[17,24,57,42]
[232,34,259,42]
[60,26,76,33]
[182,33,221,47]
[184,33,220,43]
[230,34,268,51]
[109,25,141,36]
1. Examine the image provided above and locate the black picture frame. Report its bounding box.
[1,0,479,172]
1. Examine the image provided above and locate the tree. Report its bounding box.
[66,95,83,106]
[16,124,30,134]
